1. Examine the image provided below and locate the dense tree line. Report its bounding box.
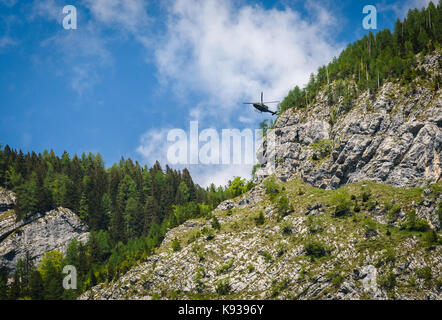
[0,145,234,233]
[0,146,252,299]
[279,1,442,113]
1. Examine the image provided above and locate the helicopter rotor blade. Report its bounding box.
[263,101,280,104]
[261,92,263,104]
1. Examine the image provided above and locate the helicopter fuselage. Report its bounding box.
[253,103,275,114]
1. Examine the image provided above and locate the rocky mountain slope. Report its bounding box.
[81,51,441,300]
[81,179,441,300]
[255,52,441,189]
[0,187,89,274]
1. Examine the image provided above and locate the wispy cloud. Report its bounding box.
[39,21,113,95]
[29,0,63,22]
[136,127,255,187]
[136,128,172,165]
[154,0,343,123]
[377,0,433,19]
[189,164,253,188]
[83,0,150,32]
[0,0,18,8]
[0,35,17,48]
[141,0,344,185]
[83,0,152,48]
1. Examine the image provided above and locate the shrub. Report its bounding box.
[437,201,442,221]
[151,292,161,300]
[202,227,215,240]
[304,240,327,258]
[377,269,396,290]
[194,267,205,287]
[281,220,293,235]
[251,163,261,179]
[254,211,265,226]
[172,239,181,252]
[311,139,333,159]
[211,217,221,230]
[263,176,280,200]
[366,200,377,211]
[197,250,205,262]
[276,243,287,257]
[362,188,371,202]
[329,107,338,126]
[386,204,401,223]
[335,201,352,217]
[216,259,234,275]
[384,249,399,267]
[187,231,201,244]
[260,251,272,263]
[298,265,307,280]
[215,278,231,295]
[364,219,378,238]
[330,191,352,217]
[277,195,293,219]
[377,247,396,266]
[422,230,440,247]
[416,266,432,282]
[401,210,429,232]
[247,264,255,273]
[270,277,290,298]
[331,274,345,287]
[228,177,247,197]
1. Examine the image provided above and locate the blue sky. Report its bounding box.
[0,0,432,186]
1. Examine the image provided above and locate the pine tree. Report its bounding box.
[87,232,102,265]
[0,266,8,300]
[129,200,145,238]
[8,271,21,300]
[110,207,126,244]
[144,196,160,226]
[29,271,44,300]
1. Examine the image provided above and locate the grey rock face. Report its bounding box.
[0,188,15,212]
[255,53,442,190]
[0,204,89,274]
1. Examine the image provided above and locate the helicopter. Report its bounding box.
[243,92,279,115]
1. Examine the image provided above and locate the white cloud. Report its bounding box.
[377,0,433,19]
[136,125,259,187]
[83,0,150,32]
[189,164,253,188]
[83,0,151,47]
[39,21,113,95]
[144,0,344,185]
[30,0,63,22]
[154,0,342,122]
[0,35,17,48]
[136,128,171,165]
[136,128,254,187]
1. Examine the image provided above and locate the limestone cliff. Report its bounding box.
[255,52,441,189]
[0,187,89,274]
